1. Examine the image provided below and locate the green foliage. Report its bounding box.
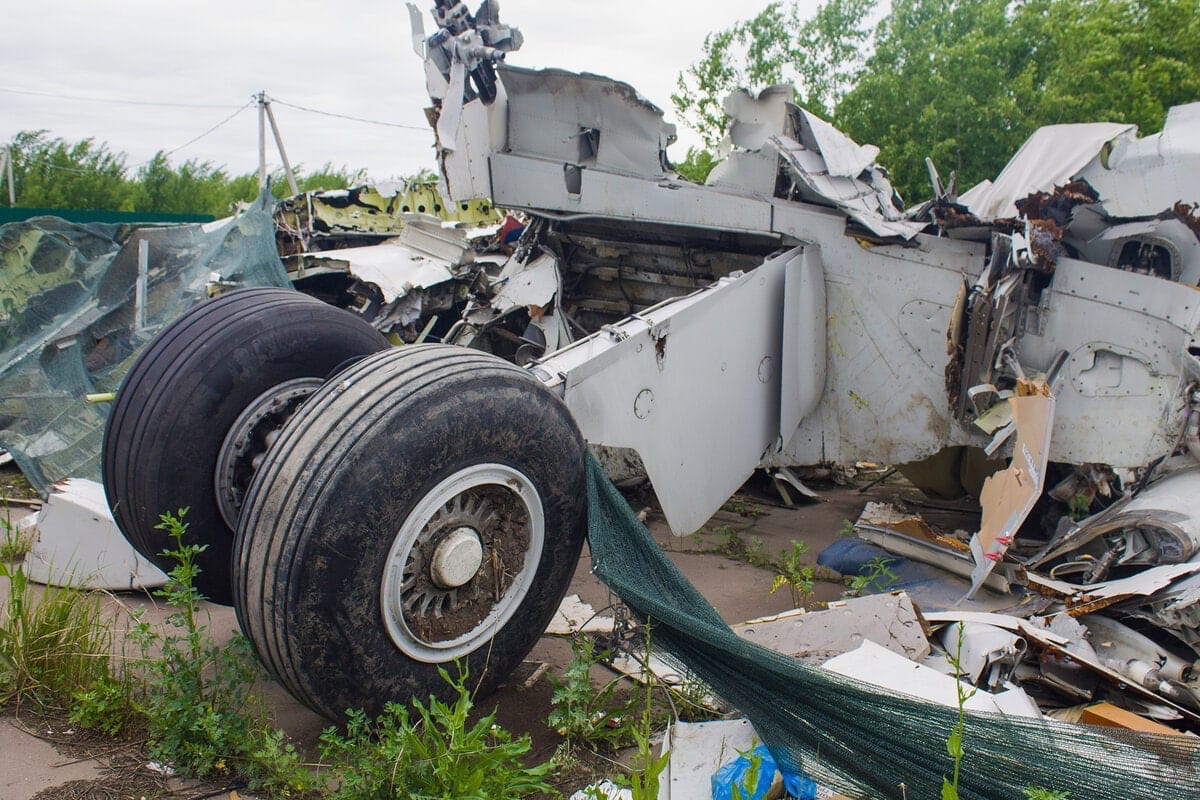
[673,0,877,147]
[941,623,978,800]
[844,556,899,597]
[0,520,31,562]
[548,636,636,752]
[674,147,721,183]
[836,519,856,538]
[0,534,115,715]
[7,130,135,211]
[730,744,764,800]
[7,129,365,216]
[69,672,140,738]
[770,540,817,608]
[1023,788,1069,800]
[744,536,772,569]
[135,509,313,795]
[320,664,551,800]
[839,0,1200,200]
[677,0,1200,202]
[628,626,670,800]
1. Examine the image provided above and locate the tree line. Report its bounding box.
[4,130,364,217]
[672,0,1200,201]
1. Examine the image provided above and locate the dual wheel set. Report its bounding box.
[102,288,587,719]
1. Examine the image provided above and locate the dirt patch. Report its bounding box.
[0,464,39,504]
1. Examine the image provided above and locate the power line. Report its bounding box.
[268,97,429,132]
[158,101,255,160]
[0,86,242,110]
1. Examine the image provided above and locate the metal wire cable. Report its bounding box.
[158,101,255,159]
[268,97,429,132]
[0,85,242,109]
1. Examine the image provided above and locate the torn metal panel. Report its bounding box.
[772,131,926,240]
[822,640,1041,718]
[962,123,1135,220]
[274,182,498,255]
[968,381,1055,597]
[1110,569,1200,655]
[498,65,675,178]
[721,86,793,151]
[732,591,931,664]
[490,252,559,314]
[1020,562,1200,615]
[24,478,167,590]
[1014,613,1200,723]
[1029,467,1200,576]
[1076,102,1200,220]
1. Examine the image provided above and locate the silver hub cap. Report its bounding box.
[381,463,544,663]
[214,377,322,529]
[430,528,485,589]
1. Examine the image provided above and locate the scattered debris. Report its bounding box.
[546,594,616,635]
[23,478,166,590]
[823,640,1042,718]
[732,592,931,664]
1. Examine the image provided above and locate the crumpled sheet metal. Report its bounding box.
[0,200,289,495]
[498,65,675,178]
[963,122,1135,220]
[1021,562,1200,616]
[772,133,925,240]
[1077,102,1200,220]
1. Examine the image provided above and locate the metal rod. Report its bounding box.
[263,98,300,196]
[257,91,267,189]
[136,239,149,331]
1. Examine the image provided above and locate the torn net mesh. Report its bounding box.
[584,452,1200,800]
[0,197,289,495]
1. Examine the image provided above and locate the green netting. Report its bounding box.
[585,452,1200,800]
[0,193,290,494]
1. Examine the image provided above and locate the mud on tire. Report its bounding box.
[102,287,388,604]
[233,345,587,719]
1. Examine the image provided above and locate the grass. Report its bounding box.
[0,528,115,716]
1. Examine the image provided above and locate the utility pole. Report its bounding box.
[255,91,300,196]
[0,146,14,206]
[257,91,267,189]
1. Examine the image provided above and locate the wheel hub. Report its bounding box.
[214,377,322,529]
[381,464,545,663]
[430,527,484,588]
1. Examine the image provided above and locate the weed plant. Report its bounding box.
[320,664,550,799]
[770,540,817,609]
[548,635,637,752]
[132,510,312,794]
[624,620,669,800]
[844,556,899,597]
[941,624,977,800]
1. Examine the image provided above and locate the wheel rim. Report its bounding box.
[381,463,545,663]
[214,377,323,530]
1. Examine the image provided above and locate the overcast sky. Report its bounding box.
[1,1,820,182]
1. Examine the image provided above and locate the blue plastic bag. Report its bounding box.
[711,744,819,800]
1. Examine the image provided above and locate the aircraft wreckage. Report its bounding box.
[96,0,1200,720]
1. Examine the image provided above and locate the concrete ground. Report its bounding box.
[0,474,975,798]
